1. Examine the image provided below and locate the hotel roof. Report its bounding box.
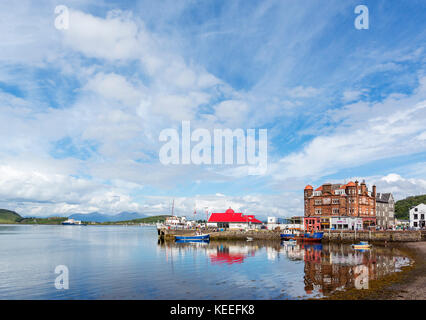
[208,208,262,224]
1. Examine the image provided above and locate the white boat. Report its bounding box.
[351,241,372,250]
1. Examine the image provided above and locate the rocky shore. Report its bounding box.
[325,241,426,300]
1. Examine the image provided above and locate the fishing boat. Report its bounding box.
[351,241,372,250]
[293,231,324,242]
[174,234,210,242]
[280,229,299,240]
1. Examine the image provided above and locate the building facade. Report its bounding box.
[267,216,304,231]
[304,180,376,231]
[409,204,426,229]
[376,193,395,229]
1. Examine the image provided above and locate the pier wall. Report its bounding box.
[158,228,423,242]
[322,230,422,242]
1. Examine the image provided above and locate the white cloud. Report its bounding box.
[271,78,426,181]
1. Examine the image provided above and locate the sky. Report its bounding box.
[0,0,425,218]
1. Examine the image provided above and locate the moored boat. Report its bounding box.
[175,234,210,242]
[293,231,324,242]
[351,241,372,250]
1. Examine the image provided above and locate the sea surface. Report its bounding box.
[0,224,411,299]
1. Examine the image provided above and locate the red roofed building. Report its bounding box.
[207,208,263,229]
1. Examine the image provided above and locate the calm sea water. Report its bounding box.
[0,224,411,300]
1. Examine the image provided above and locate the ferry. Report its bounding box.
[62,218,86,226]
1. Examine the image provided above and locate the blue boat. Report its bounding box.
[301,231,324,242]
[175,234,210,241]
[280,233,296,240]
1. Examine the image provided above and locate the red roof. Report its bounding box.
[346,181,356,187]
[315,186,323,191]
[304,185,313,190]
[208,208,262,224]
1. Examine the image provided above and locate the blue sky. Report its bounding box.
[0,0,425,218]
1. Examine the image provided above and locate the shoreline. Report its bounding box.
[323,241,426,300]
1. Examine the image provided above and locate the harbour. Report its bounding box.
[1,223,419,300]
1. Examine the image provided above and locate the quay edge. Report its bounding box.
[158,228,426,242]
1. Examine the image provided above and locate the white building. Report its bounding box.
[267,216,304,231]
[409,204,426,229]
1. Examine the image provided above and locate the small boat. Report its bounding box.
[175,234,210,242]
[280,230,297,240]
[246,237,253,241]
[175,239,209,245]
[352,241,372,250]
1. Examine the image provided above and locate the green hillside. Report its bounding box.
[0,209,22,224]
[19,217,68,225]
[395,194,426,219]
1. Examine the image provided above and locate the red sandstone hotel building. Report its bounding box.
[304,180,376,231]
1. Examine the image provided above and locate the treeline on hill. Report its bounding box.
[99,215,169,225]
[0,209,169,225]
[395,194,426,220]
[0,209,67,224]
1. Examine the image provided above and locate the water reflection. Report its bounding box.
[159,239,411,298]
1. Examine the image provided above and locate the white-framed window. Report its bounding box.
[315,208,322,215]
[332,208,339,214]
[315,199,322,205]
[332,199,340,204]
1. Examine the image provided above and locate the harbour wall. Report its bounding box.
[159,228,425,242]
[322,230,423,243]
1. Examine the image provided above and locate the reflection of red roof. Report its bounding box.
[208,208,262,224]
[304,185,313,190]
[209,253,246,264]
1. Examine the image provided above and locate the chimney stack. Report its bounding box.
[372,185,376,197]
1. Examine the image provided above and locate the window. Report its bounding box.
[414,214,418,220]
[323,198,331,205]
[315,208,322,215]
[332,199,340,204]
[414,222,418,227]
[415,208,418,212]
[422,214,425,220]
[332,208,339,214]
[315,199,322,205]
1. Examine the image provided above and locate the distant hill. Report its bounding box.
[69,211,147,223]
[0,209,22,223]
[395,194,426,219]
[100,215,170,225]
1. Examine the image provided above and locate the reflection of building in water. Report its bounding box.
[207,244,257,265]
[301,243,410,296]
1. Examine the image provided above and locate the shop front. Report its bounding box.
[330,217,363,230]
[362,217,376,229]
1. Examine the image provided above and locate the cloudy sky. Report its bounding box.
[0,0,425,218]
